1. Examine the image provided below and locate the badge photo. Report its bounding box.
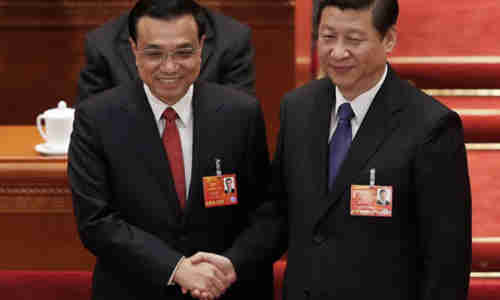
[350,185,393,217]
[203,174,238,208]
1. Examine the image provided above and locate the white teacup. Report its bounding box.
[36,100,75,151]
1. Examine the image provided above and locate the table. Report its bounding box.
[0,126,94,270]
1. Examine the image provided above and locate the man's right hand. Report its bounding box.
[186,252,238,300]
[173,257,228,300]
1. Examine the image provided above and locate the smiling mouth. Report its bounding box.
[157,77,181,84]
[332,65,353,72]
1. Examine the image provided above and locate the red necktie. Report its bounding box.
[162,108,186,211]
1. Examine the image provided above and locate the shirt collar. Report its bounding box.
[144,83,194,128]
[334,65,388,124]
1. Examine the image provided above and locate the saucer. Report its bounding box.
[34,143,68,156]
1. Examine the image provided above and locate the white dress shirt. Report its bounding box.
[144,83,193,200]
[329,65,388,142]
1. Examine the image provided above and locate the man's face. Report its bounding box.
[130,15,204,105]
[317,6,396,100]
[380,190,387,201]
[225,179,232,188]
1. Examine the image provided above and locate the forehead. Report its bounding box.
[136,15,199,47]
[319,6,375,33]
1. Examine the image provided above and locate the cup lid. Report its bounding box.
[43,101,75,119]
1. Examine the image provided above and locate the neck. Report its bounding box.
[159,96,182,106]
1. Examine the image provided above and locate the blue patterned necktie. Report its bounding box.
[328,102,355,191]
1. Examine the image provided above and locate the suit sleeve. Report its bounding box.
[414,111,471,300]
[76,34,114,104]
[219,27,256,96]
[225,99,288,277]
[68,106,183,288]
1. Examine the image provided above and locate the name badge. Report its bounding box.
[350,185,393,217]
[202,174,238,208]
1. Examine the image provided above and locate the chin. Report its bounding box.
[330,76,353,88]
[156,85,182,96]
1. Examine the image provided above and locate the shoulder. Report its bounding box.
[282,78,332,107]
[395,74,456,125]
[86,12,129,44]
[75,80,142,118]
[195,81,259,112]
[204,8,252,52]
[285,78,332,98]
[385,69,461,137]
[205,9,251,37]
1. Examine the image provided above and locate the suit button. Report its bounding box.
[313,234,326,245]
[303,288,310,297]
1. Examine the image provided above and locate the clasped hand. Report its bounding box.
[173,252,237,300]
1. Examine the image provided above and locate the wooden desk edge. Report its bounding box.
[0,159,68,181]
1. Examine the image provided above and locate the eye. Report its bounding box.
[346,37,362,46]
[319,33,336,42]
[143,51,162,59]
[347,37,362,42]
[175,49,195,58]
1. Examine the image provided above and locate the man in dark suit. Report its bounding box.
[202,0,471,299]
[76,0,255,103]
[68,1,271,299]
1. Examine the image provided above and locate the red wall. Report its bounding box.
[394,0,500,57]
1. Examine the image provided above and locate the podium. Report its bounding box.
[0,126,94,270]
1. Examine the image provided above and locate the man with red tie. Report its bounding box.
[67,1,272,299]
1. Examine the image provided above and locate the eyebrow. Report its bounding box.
[142,43,196,51]
[318,25,335,32]
[319,25,366,35]
[175,42,196,49]
[142,44,162,50]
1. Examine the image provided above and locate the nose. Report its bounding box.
[329,41,350,59]
[159,55,179,72]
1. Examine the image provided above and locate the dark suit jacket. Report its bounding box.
[76,9,255,103]
[68,80,272,300]
[227,66,471,300]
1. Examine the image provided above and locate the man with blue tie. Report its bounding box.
[201,0,472,299]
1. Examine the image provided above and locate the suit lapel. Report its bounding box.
[307,78,336,198]
[119,81,182,218]
[182,82,223,224]
[313,68,405,224]
[118,24,139,81]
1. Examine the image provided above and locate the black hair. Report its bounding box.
[314,0,398,39]
[128,0,206,43]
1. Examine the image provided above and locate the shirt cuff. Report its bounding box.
[167,256,186,286]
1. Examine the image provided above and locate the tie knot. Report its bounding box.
[337,103,354,121]
[163,107,178,122]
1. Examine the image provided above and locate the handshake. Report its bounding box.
[173,252,237,300]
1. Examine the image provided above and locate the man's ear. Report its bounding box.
[199,35,205,54]
[383,27,397,54]
[129,37,138,56]
[129,37,140,66]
